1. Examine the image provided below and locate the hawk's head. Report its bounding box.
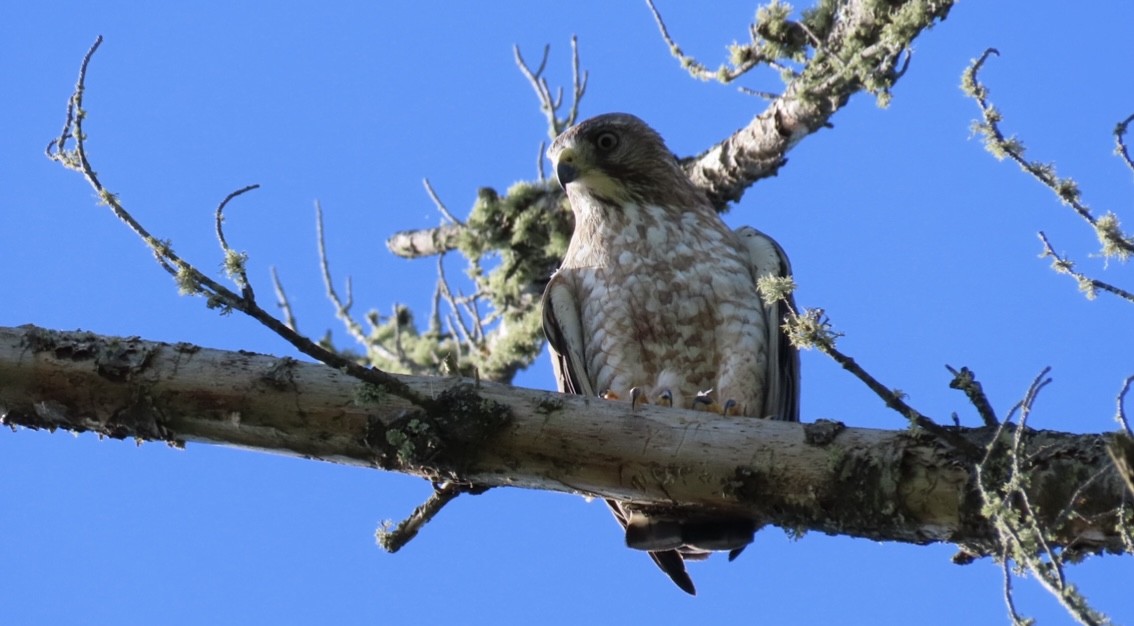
[547,113,701,209]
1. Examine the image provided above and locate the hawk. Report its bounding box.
[541,113,800,595]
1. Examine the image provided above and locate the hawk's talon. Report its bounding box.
[692,390,719,413]
[629,386,645,411]
[601,389,620,401]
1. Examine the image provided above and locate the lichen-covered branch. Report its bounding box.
[1038,231,1134,304]
[963,48,1134,299]
[2,324,1130,558]
[669,0,954,209]
[44,36,430,409]
[977,368,1112,625]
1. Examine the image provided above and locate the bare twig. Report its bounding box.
[1116,375,1134,436]
[423,178,463,226]
[947,365,999,427]
[567,36,586,128]
[1114,113,1134,174]
[514,38,588,139]
[1001,556,1032,626]
[536,140,547,182]
[270,266,298,331]
[435,255,477,346]
[316,202,366,347]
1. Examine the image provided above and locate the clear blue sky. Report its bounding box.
[3,2,1132,624]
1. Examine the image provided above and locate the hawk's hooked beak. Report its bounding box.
[553,148,579,190]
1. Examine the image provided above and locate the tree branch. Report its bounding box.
[963,48,1134,263]
[679,0,953,209]
[43,35,430,409]
[387,0,956,260]
[386,223,464,259]
[2,324,1130,559]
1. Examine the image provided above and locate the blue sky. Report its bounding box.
[3,2,1132,624]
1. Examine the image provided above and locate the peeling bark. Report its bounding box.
[1,324,1128,557]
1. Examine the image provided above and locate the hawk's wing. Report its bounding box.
[736,226,800,423]
[541,272,594,397]
[541,270,699,595]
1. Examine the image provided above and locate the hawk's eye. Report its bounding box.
[594,131,619,152]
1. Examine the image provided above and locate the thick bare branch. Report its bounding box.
[2,324,1130,558]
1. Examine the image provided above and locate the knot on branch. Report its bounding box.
[366,382,513,479]
[803,418,846,445]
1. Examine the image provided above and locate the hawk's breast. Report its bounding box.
[565,205,770,415]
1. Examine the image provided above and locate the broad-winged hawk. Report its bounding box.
[542,113,799,595]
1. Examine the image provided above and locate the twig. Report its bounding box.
[46,36,104,167]
[1113,113,1134,174]
[422,178,463,226]
[1000,555,1031,626]
[376,482,478,554]
[435,255,476,346]
[567,36,586,128]
[1108,435,1134,499]
[514,38,588,139]
[45,36,431,409]
[798,311,979,456]
[1038,232,1134,304]
[978,367,1110,626]
[1116,375,1134,436]
[737,85,779,100]
[316,202,366,347]
[214,184,260,298]
[947,365,999,427]
[964,49,1134,260]
[270,266,298,331]
[536,140,547,182]
[645,0,759,83]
